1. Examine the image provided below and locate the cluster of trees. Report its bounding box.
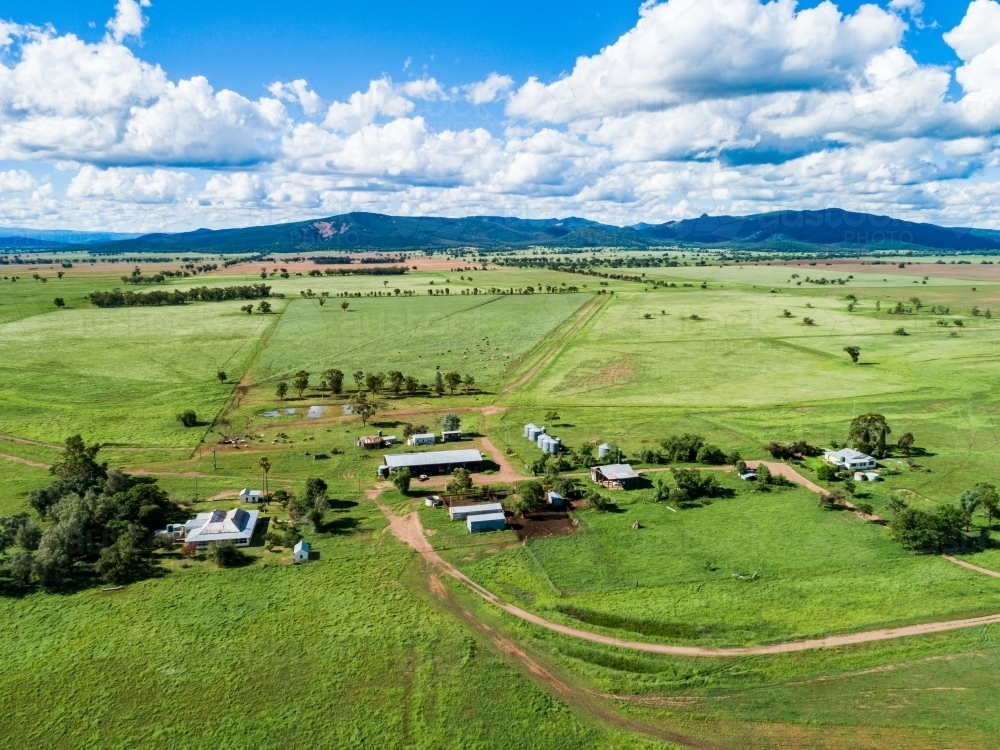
[835,413,914,459]
[267,479,329,529]
[764,441,822,460]
[0,436,181,590]
[88,283,273,308]
[885,491,993,553]
[638,434,738,466]
[651,469,725,509]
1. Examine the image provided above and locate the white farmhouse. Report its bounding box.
[184,508,260,549]
[824,448,877,471]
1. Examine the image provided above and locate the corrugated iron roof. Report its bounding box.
[384,449,483,469]
[596,463,638,480]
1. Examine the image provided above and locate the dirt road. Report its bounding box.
[373,493,1000,657]
[501,294,607,395]
[0,453,50,469]
[943,556,1000,579]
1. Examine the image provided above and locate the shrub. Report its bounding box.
[446,468,473,493]
[696,444,727,465]
[816,463,838,481]
[672,468,721,500]
[175,410,198,428]
[207,540,245,567]
[585,487,613,512]
[659,434,704,463]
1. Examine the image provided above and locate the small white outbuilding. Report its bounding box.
[293,540,310,563]
[239,488,263,503]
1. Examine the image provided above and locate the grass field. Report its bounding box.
[4,255,1000,748]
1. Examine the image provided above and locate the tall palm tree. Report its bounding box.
[259,456,271,502]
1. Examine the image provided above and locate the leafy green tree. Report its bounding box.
[463,374,475,392]
[217,371,227,384]
[305,477,328,503]
[843,346,860,363]
[444,371,461,394]
[544,410,560,424]
[897,432,915,456]
[207,540,246,567]
[446,468,473,493]
[404,376,419,395]
[53,297,65,308]
[849,414,891,455]
[874,427,886,459]
[323,368,344,395]
[176,410,198,427]
[511,480,545,515]
[365,372,385,396]
[341,301,349,311]
[391,467,412,495]
[292,370,310,398]
[257,300,272,314]
[349,391,378,426]
[259,456,271,500]
[434,371,445,396]
[653,477,671,503]
[856,502,875,516]
[353,370,365,391]
[961,484,999,529]
[50,434,106,485]
[443,413,461,431]
[6,550,33,588]
[672,468,721,500]
[276,381,288,400]
[96,525,149,583]
[659,434,704,462]
[696,444,726,465]
[388,370,405,396]
[756,464,772,485]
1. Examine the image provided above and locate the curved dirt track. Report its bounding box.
[372,485,1000,657]
[943,555,1000,579]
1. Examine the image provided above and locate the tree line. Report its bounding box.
[87,283,274,307]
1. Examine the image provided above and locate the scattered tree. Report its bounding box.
[434,371,445,396]
[388,370,404,396]
[53,297,65,308]
[341,301,349,312]
[353,370,365,391]
[893,327,908,336]
[446,468,473,493]
[897,432,915,456]
[259,456,271,500]
[843,346,861,364]
[176,410,198,428]
[404,376,419,395]
[349,391,378,426]
[511,480,545,515]
[290,370,309,398]
[544,410,560,423]
[443,413,461,432]
[391,467,412,495]
[444,371,462,394]
[463,374,476,392]
[217,370,227,384]
[257,301,272,314]
[365,372,385,396]
[276,381,289,400]
[323,368,344,395]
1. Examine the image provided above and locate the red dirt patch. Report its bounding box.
[510,506,579,541]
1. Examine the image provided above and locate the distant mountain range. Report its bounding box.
[5,209,1000,253]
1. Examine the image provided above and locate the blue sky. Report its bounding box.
[3,0,1000,231]
[0,0,969,101]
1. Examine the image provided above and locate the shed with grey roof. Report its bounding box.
[591,464,640,490]
[383,449,483,475]
[449,502,504,521]
[467,512,507,533]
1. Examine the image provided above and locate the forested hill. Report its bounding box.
[36,209,1000,253]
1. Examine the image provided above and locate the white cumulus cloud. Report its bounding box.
[466,73,514,105]
[106,0,152,43]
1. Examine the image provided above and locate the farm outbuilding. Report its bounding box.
[547,491,564,508]
[591,464,640,490]
[239,488,263,503]
[384,449,483,476]
[467,512,507,533]
[293,540,310,563]
[441,430,462,442]
[357,435,384,450]
[407,433,436,446]
[537,434,561,454]
[449,502,504,521]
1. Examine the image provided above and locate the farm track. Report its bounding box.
[501,294,608,395]
[372,464,1000,657]
[0,453,49,469]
